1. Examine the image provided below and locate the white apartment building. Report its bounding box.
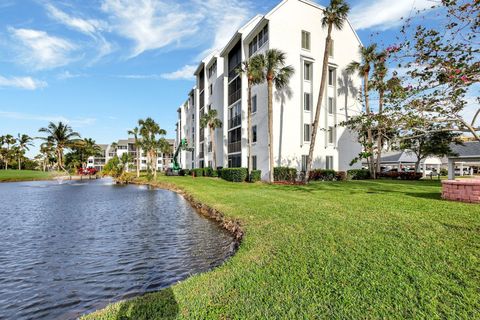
[175,0,363,180]
[86,138,175,172]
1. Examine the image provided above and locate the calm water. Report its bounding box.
[0,179,234,320]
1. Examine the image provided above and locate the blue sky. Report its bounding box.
[0,0,476,156]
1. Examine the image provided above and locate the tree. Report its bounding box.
[128,127,142,178]
[256,49,294,182]
[39,142,55,172]
[200,109,223,170]
[1,134,16,170]
[38,122,80,171]
[400,129,462,172]
[307,0,350,181]
[68,138,102,170]
[16,134,34,170]
[138,118,167,179]
[390,0,479,140]
[371,51,388,174]
[236,57,264,180]
[346,44,378,178]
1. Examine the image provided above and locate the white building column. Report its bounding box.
[422,161,427,178]
[460,162,464,176]
[448,159,455,180]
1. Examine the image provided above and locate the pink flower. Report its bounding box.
[460,75,469,83]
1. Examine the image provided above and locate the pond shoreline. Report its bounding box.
[132,179,244,246]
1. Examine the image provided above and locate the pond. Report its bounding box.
[0,179,235,319]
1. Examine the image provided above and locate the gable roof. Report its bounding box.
[450,141,480,158]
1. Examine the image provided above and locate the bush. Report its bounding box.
[440,168,448,176]
[221,168,248,182]
[191,168,204,177]
[204,167,214,177]
[249,170,262,182]
[347,169,371,180]
[178,169,191,176]
[309,169,337,181]
[336,171,347,181]
[379,172,423,180]
[274,167,297,182]
[211,169,219,178]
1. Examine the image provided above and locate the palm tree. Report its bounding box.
[16,134,34,170]
[78,138,102,169]
[2,134,16,170]
[39,142,55,172]
[337,69,358,120]
[139,118,166,179]
[256,49,294,182]
[128,127,141,178]
[346,44,378,178]
[236,57,264,180]
[38,122,81,171]
[200,109,223,170]
[372,51,388,174]
[306,0,350,181]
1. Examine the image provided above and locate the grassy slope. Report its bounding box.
[84,178,480,319]
[0,170,54,182]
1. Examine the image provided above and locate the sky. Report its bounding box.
[0,0,477,157]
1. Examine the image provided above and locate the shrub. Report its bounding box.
[274,167,297,182]
[440,168,448,176]
[211,169,219,178]
[347,169,371,180]
[191,168,204,177]
[336,171,347,181]
[221,168,248,182]
[309,169,337,181]
[249,170,262,182]
[178,169,190,176]
[379,172,423,180]
[204,167,214,177]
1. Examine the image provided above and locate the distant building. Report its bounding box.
[447,141,480,179]
[175,0,363,180]
[87,138,175,172]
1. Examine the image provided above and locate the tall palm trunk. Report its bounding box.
[136,150,140,178]
[375,89,384,174]
[307,23,333,181]
[18,157,21,170]
[364,72,376,179]
[247,78,253,180]
[267,76,274,183]
[210,126,216,169]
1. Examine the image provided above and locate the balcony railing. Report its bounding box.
[228,89,241,106]
[200,129,205,142]
[200,91,205,109]
[199,151,205,159]
[229,115,241,129]
[228,63,241,81]
[228,141,241,154]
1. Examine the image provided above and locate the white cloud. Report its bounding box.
[45,3,113,60]
[9,27,76,70]
[350,0,434,31]
[56,71,86,80]
[161,65,197,81]
[101,0,251,59]
[0,75,47,90]
[101,0,202,58]
[0,110,96,127]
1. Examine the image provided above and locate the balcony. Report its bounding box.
[228,63,241,81]
[199,151,205,159]
[228,141,241,154]
[228,115,241,129]
[200,129,205,142]
[199,91,205,109]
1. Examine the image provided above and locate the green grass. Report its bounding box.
[84,177,480,319]
[0,169,55,182]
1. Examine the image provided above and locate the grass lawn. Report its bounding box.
[0,169,55,182]
[84,177,480,319]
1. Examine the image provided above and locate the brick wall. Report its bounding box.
[442,179,480,204]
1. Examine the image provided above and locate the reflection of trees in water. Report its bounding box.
[337,69,358,120]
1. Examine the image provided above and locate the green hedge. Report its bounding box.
[221,168,248,182]
[308,169,347,181]
[347,169,371,180]
[274,167,297,182]
[249,170,262,182]
[191,168,204,177]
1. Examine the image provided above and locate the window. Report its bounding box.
[228,154,242,168]
[252,125,257,143]
[328,126,335,144]
[209,84,213,95]
[301,155,309,172]
[208,141,212,152]
[328,68,335,86]
[326,156,334,170]
[304,124,311,142]
[304,93,311,111]
[208,161,212,168]
[304,62,312,81]
[329,40,334,58]
[142,160,147,164]
[208,61,217,78]
[252,95,257,113]
[248,24,269,57]
[328,97,335,114]
[252,155,257,170]
[302,31,311,50]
